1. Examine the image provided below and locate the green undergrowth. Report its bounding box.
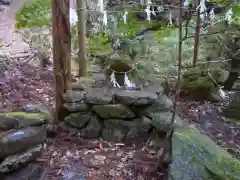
[15,0,51,28]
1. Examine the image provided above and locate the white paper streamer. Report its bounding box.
[209,8,215,24]
[219,88,226,99]
[145,6,151,22]
[157,6,164,12]
[98,0,104,13]
[103,11,108,26]
[168,11,173,25]
[151,7,156,16]
[110,72,121,88]
[183,0,189,7]
[225,8,233,24]
[70,8,78,25]
[196,0,207,21]
[124,73,136,88]
[121,11,128,24]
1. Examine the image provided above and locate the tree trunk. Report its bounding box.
[192,0,201,67]
[52,0,71,121]
[77,0,87,77]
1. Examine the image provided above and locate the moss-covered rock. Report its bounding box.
[0,112,47,129]
[169,127,240,180]
[180,67,229,100]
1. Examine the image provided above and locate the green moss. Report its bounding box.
[173,127,240,179]
[209,0,231,5]
[2,112,45,121]
[180,67,226,99]
[15,0,51,28]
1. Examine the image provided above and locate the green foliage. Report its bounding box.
[87,34,112,54]
[15,0,51,28]
[232,3,240,25]
[116,8,166,38]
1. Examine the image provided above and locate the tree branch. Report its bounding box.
[152,0,184,172]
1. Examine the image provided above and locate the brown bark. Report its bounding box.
[192,0,201,67]
[52,0,71,121]
[77,0,88,77]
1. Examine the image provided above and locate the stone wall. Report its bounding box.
[63,87,183,146]
[0,113,48,176]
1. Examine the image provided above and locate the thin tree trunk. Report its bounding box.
[153,0,184,171]
[193,0,201,67]
[77,0,87,77]
[52,0,71,121]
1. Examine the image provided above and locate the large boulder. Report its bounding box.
[169,127,240,180]
[0,126,46,158]
[180,67,229,101]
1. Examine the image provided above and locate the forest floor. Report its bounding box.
[0,1,240,180]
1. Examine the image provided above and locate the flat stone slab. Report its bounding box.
[63,90,86,103]
[0,112,46,130]
[0,144,43,173]
[0,126,46,158]
[64,102,89,112]
[115,90,158,106]
[84,89,113,105]
[92,104,135,119]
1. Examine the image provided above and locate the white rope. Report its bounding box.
[207,71,226,99]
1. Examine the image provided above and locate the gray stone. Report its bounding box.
[169,127,240,180]
[64,102,89,112]
[0,112,47,130]
[63,90,86,103]
[124,117,153,144]
[64,112,91,128]
[0,126,46,158]
[80,116,101,138]
[92,104,135,119]
[115,90,158,106]
[0,115,19,130]
[102,119,137,142]
[4,163,49,180]
[0,145,42,173]
[0,0,12,5]
[141,95,173,116]
[84,89,112,105]
[151,112,184,133]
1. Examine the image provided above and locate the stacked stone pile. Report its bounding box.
[63,87,183,145]
[0,113,48,178]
